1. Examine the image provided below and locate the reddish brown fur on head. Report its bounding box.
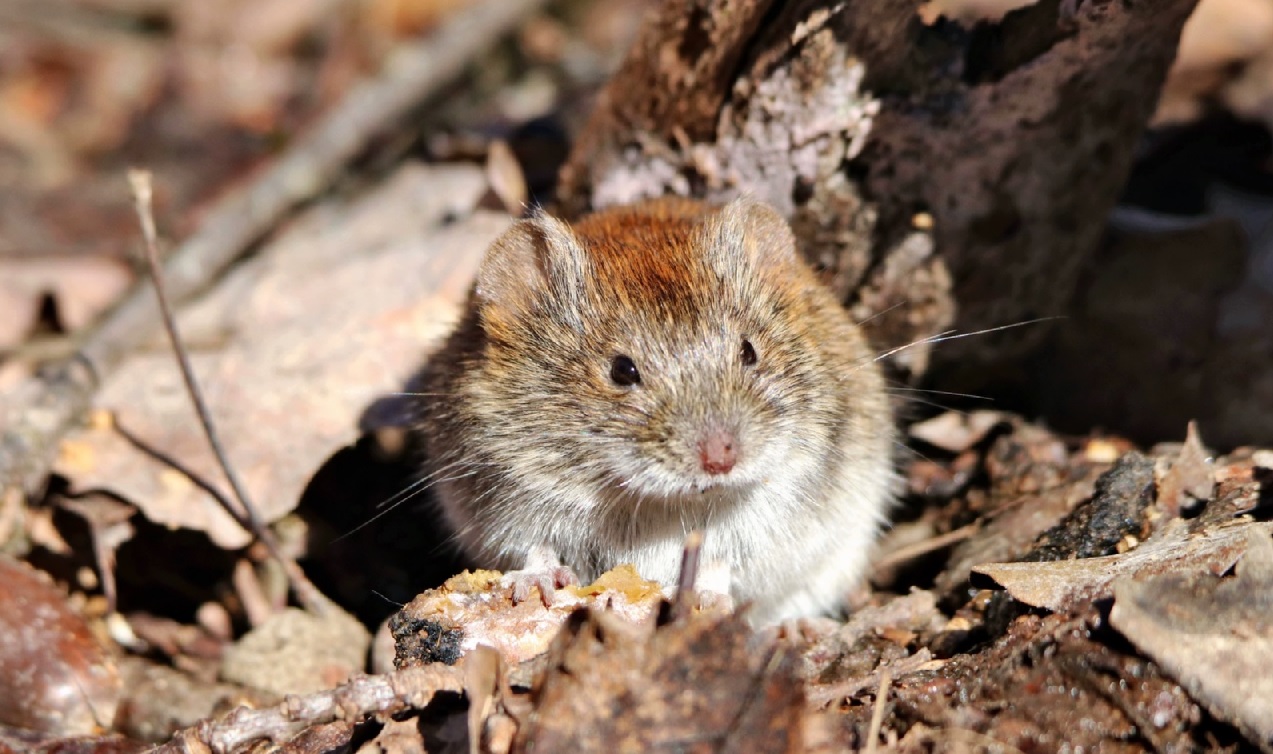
[459,196,860,498]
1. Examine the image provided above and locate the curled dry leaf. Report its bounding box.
[0,555,121,735]
[1111,529,1273,750]
[1155,420,1216,519]
[484,139,528,216]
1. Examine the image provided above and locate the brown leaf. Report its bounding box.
[219,606,370,696]
[54,165,499,548]
[907,410,1008,453]
[484,139,528,217]
[0,556,121,735]
[515,610,808,753]
[974,518,1272,612]
[1156,420,1216,518]
[0,256,133,345]
[1111,528,1273,751]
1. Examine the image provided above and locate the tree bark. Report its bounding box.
[557,0,1199,380]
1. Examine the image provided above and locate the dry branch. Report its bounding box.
[0,0,551,501]
[148,665,464,754]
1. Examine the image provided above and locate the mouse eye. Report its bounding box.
[610,354,641,386]
[740,338,757,367]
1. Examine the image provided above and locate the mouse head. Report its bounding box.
[470,197,842,502]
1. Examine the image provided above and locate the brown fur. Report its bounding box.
[412,197,894,623]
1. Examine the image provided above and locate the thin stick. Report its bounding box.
[671,530,705,620]
[870,521,980,575]
[127,170,328,615]
[111,412,250,531]
[127,171,261,548]
[865,668,893,754]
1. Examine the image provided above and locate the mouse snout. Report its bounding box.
[697,428,738,475]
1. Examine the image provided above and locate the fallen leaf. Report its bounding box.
[55,164,501,548]
[484,139,528,216]
[1156,420,1216,518]
[0,256,133,345]
[974,518,1272,613]
[908,410,1008,453]
[1111,528,1273,750]
[0,556,121,735]
[515,609,809,753]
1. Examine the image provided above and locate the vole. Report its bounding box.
[412,196,894,623]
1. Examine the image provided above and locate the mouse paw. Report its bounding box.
[502,565,578,606]
[501,545,578,606]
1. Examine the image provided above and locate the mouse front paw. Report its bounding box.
[501,545,578,606]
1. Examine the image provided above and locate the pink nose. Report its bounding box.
[698,430,738,475]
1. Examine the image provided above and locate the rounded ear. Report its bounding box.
[706,196,800,275]
[474,212,589,320]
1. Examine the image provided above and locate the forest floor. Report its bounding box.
[1,0,1272,752]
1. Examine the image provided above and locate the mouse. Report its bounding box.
[410,196,895,623]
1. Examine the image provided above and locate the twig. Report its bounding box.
[870,521,980,575]
[127,170,328,616]
[865,668,892,754]
[0,0,552,500]
[671,530,704,620]
[464,645,501,754]
[148,664,465,754]
[126,173,261,555]
[111,412,250,530]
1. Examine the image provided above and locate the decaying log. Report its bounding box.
[558,0,1199,380]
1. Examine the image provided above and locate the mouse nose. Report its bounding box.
[698,429,738,475]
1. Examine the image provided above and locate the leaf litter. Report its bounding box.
[53,164,506,548]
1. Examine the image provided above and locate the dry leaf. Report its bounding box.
[485,139,528,216]
[1156,420,1216,518]
[55,164,501,548]
[908,410,1008,453]
[974,518,1272,612]
[515,609,808,753]
[0,556,121,735]
[1111,528,1273,751]
[0,256,133,345]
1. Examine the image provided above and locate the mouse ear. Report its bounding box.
[474,212,588,319]
[710,196,800,274]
